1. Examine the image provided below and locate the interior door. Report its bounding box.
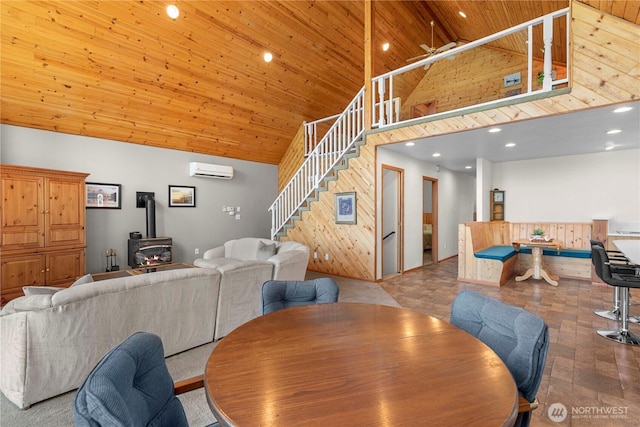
[382,166,403,277]
[423,177,438,265]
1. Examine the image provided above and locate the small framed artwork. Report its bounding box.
[335,192,357,224]
[169,185,196,207]
[86,182,122,209]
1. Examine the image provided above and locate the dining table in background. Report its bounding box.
[512,239,562,286]
[204,302,518,427]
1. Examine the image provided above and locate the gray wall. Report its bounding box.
[1,125,278,273]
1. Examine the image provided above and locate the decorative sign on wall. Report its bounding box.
[335,192,357,224]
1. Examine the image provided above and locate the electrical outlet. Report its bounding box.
[235,214,241,220]
[503,72,521,87]
[324,253,329,260]
[195,248,199,255]
[313,252,318,259]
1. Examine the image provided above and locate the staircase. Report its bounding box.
[269,87,365,240]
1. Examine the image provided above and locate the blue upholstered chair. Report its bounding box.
[74,332,216,427]
[261,278,340,315]
[450,290,549,427]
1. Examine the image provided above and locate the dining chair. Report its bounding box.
[261,277,339,315]
[592,246,640,346]
[591,241,640,323]
[450,290,549,427]
[74,332,218,427]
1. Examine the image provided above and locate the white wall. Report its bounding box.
[492,149,640,223]
[377,147,476,278]
[1,125,278,273]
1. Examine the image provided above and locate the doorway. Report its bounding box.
[382,166,403,278]
[423,177,438,266]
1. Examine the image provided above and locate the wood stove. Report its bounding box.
[128,192,173,268]
[128,237,173,268]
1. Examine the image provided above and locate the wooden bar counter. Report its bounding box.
[204,303,518,426]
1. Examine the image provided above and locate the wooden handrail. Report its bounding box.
[174,374,204,395]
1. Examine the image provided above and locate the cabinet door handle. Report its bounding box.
[45,268,50,272]
[41,269,46,273]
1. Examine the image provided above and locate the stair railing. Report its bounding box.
[270,87,365,239]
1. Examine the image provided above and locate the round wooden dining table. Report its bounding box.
[204,303,518,426]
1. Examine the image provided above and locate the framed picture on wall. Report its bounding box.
[335,192,356,224]
[86,182,122,209]
[169,185,196,207]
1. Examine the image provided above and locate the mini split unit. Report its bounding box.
[189,162,234,179]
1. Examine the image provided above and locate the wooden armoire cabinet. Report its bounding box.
[1,165,88,305]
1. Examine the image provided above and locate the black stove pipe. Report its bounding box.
[142,194,156,238]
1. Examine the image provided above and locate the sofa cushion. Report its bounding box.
[225,238,276,261]
[474,245,517,262]
[257,242,277,260]
[71,274,94,287]
[226,238,261,260]
[518,248,591,258]
[22,286,65,296]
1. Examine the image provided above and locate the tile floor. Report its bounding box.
[377,257,640,426]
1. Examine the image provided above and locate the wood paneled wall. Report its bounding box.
[401,48,568,120]
[277,124,305,192]
[509,223,593,249]
[281,1,639,281]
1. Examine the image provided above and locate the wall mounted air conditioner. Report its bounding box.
[189,162,234,179]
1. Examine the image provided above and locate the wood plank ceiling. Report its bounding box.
[1,1,638,165]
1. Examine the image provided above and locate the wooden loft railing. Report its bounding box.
[373,8,570,128]
[270,8,570,241]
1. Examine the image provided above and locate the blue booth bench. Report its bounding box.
[458,221,594,286]
[458,222,517,286]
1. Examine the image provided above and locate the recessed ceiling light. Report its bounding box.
[488,128,501,133]
[505,142,516,148]
[613,106,633,113]
[605,142,615,150]
[459,11,467,18]
[606,129,622,135]
[405,142,415,146]
[465,165,472,169]
[432,153,441,157]
[166,5,180,19]
[263,52,273,63]
[382,42,390,52]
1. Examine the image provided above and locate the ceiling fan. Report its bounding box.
[406,20,456,69]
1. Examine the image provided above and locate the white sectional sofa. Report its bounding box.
[194,237,310,338]
[194,237,310,281]
[0,268,222,409]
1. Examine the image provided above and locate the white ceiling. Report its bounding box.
[382,100,640,175]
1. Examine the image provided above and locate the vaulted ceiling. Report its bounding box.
[1,1,638,165]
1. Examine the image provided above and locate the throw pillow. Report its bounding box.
[71,273,94,287]
[22,286,65,296]
[257,242,277,260]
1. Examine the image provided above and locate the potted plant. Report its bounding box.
[531,228,545,241]
[537,69,557,86]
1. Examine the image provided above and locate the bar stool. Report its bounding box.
[592,246,640,346]
[591,240,639,323]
